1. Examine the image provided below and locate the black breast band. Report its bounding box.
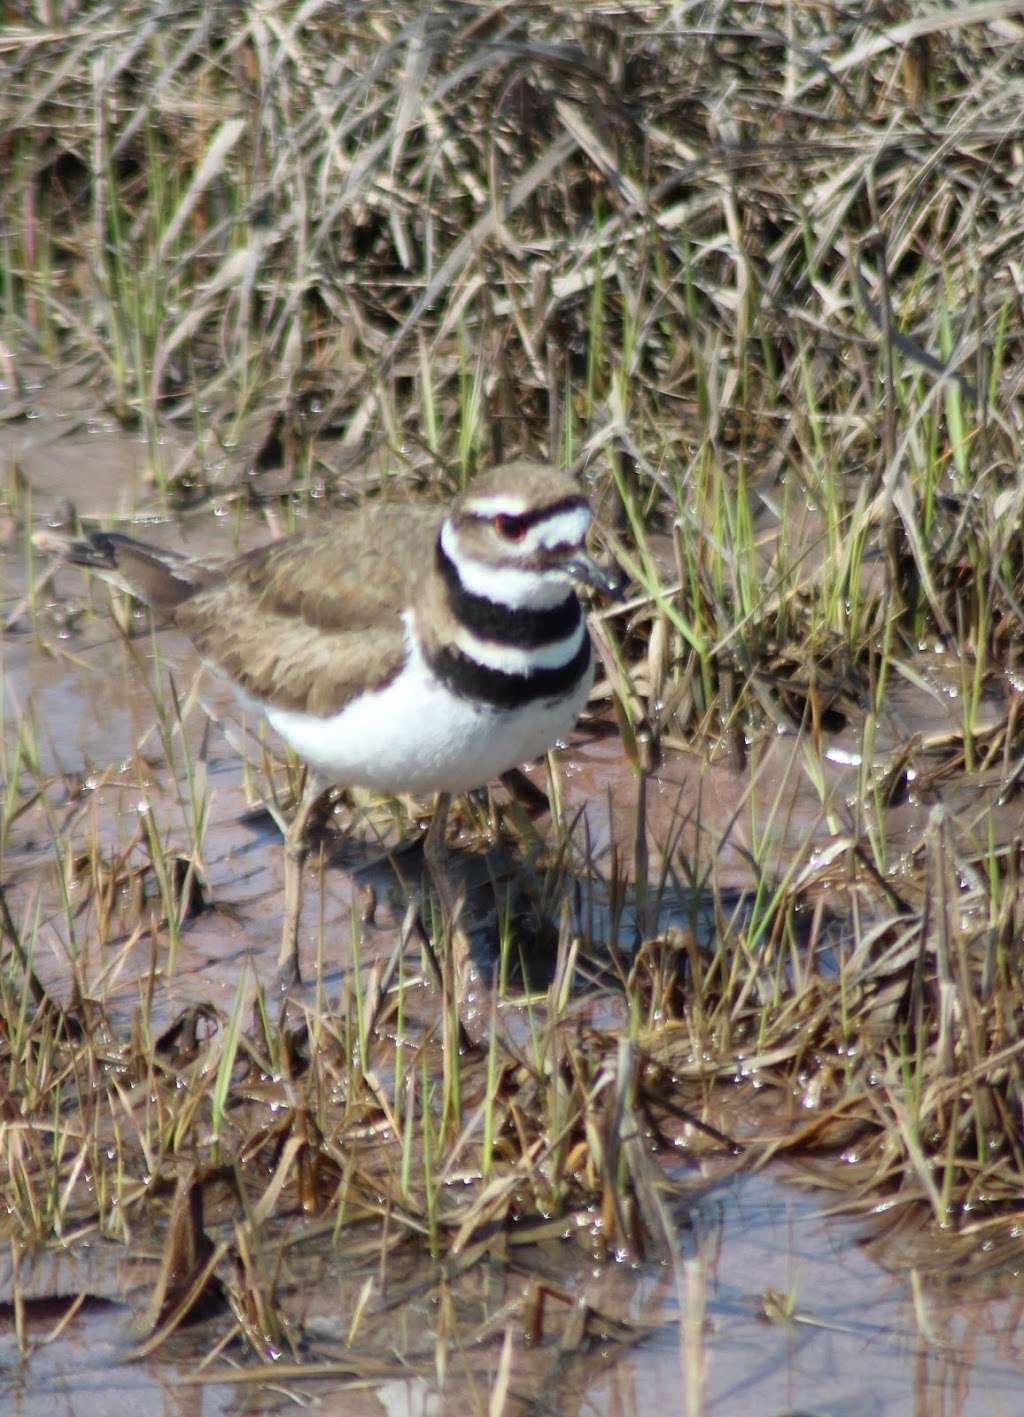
[429,635,591,710]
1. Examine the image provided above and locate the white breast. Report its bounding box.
[257,615,593,794]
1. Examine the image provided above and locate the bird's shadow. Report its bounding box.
[237,799,562,992]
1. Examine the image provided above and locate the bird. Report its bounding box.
[57,460,623,988]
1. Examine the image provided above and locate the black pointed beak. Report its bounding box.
[565,550,628,600]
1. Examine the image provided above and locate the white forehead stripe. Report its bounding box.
[521,504,591,554]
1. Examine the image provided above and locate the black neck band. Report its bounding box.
[435,535,580,648]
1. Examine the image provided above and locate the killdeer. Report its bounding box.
[57,461,622,986]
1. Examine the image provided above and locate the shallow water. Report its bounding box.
[2,1171,1022,1416]
[4,398,1024,1414]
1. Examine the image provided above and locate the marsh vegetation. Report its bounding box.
[3,3,1024,1411]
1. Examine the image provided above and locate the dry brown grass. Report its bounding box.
[3,0,1024,1393]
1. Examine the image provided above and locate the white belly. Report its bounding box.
[259,630,593,794]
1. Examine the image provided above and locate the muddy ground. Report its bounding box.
[3,379,1023,1414]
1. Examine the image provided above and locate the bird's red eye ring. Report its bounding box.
[493,513,527,541]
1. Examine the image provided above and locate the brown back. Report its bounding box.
[176,501,443,715]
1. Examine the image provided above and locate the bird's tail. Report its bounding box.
[37,529,215,612]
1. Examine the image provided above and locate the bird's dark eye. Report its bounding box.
[493,513,528,541]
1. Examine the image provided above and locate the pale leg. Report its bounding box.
[278,773,329,990]
[421,790,452,897]
[421,791,477,1023]
[423,791,466,951]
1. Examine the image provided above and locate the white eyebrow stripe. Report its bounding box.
[520,505,592,554]
[461,493,529,517]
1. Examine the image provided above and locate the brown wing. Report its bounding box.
[176,502,441,716]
